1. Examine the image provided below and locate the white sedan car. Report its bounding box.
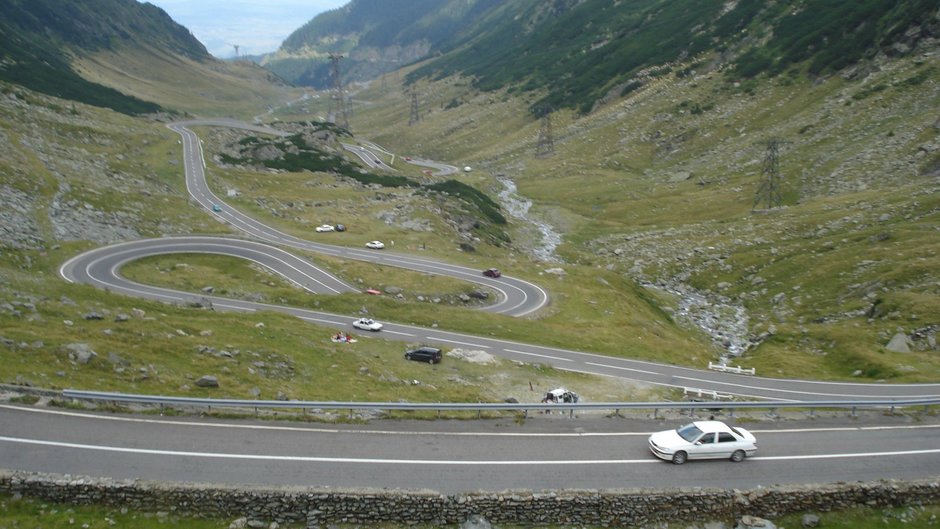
[315,224,335,232]
[365,240,385,249]
[352,318,383,331]
[648,420,757,464]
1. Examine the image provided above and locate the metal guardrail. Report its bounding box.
[707,362,756,376]
[683,387,733,400]
[61,390,940,419]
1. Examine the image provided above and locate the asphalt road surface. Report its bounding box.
[2,404,938,493]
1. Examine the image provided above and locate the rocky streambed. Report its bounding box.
[496,175,754,359]
[497,176,562,263]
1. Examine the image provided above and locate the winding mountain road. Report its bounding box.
[57,119,940,402]
[2,118,934,493]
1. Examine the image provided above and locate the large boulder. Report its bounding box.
[885,332,911,353]
[736,515,776,529]
[65,343,97,364]
[195,375,219,388]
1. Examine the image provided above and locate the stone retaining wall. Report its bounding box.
[1,471,938,526]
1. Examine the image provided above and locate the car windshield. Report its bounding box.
[676,423,703,442]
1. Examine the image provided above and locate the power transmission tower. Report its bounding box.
[408,89,420,126]
[328,53,349,129]
[535,108,555,157]
[753,138,785,211]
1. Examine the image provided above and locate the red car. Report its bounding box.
[483,268,501,278]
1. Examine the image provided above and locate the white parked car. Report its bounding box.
[648,420,757,464]
[315,224,335,232]
[541,388,579,403]
[365,240,385,249]
[352,318,383,331]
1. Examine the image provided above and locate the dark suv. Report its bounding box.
[405,346,442,364]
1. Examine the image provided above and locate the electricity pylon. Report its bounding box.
[408,89,420,126]
[328,53,349,129]
[753,138,785,211]
[535,107,554,157]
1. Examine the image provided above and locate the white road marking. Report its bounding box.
[0,435,657,464]
[214,303,255,312]
[751,424,940,434]
[505,349,574,362]
[585,362,660,375]
[3,435,938,465]
[383,329,415,337]
[298,316,346,326]
[426,337,490,348]
[753,449,940,461]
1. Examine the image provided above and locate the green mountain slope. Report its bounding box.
[315,4,940,382]
[409,0,939,114]
[0,0,301,117]
[0,0,212,114]
[268,0,937,116]
[0,0,208,59]
[264,0,503,88]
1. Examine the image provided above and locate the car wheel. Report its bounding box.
[730,450,746,462]
[672,451,688,465]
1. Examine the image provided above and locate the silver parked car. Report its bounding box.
[648,420,757,464]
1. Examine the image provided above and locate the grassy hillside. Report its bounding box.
[0,82,656,405]
[298,36,940,382]
[0,0,212,115]
[264,0,504,88]
[0,0,937,406]
[73,46,300,118]
[0,0,296,117]
[0,0,208,59]
[410,0,939,114]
